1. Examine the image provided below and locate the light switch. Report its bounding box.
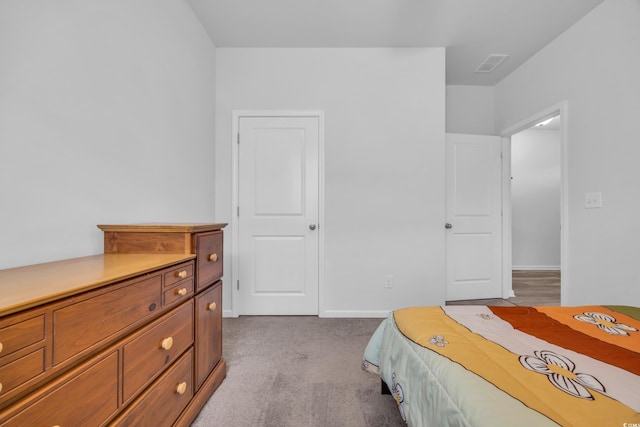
[585,192,602,209]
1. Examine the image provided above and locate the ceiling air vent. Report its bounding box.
[475,54,509,73]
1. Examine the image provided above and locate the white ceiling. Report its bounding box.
[186,0,603,86]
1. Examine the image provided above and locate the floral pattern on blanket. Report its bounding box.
[573,311,638,336]
[428,335,448,347]
[519,350,605,400]
[391,373,407,424]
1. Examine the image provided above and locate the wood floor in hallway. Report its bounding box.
[447,270,561,306]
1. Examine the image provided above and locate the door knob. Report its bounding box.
[309,224,317,231]
[445,223,453,229]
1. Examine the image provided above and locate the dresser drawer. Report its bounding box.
[113,348,194,427]
[0,316,45,359]
[194,231,223,290]
[121,301,194,403]
[164,262,194,288]
[53,275,162,365]
[1,351,119,427]
[163,279,194,307]
[0,348,45,398]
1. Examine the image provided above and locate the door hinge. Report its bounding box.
[237,133,240,144]
[237,206,240,217]
[237,280,239,290]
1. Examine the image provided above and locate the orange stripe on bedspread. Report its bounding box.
[535,305,640,353]
[490,306,640,376]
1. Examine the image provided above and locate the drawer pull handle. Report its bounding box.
[177,270,188,279]
[176,381,187,395]
[209,253,218,262]
[161,337,174,351]
[0,382,3,393]
[208,302,217,312]
[176,288,187,296]
[0,342,3,354]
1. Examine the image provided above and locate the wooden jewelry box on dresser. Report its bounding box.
[0,223,226,426]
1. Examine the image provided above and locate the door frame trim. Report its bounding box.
[230,110,326,317]
[499,101,569,305]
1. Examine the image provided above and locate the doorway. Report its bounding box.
[509,115,561,305]
[501,102,568,305]
[231,111,325,316]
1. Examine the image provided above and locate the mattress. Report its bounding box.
[363,305,640,427]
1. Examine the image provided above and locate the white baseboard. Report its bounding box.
[320,309,392,318]
[223,309,391,318]
[512,265,560,271]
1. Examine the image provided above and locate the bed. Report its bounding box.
[362,305,640,426]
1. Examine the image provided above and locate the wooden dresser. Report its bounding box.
[0,223,227,426]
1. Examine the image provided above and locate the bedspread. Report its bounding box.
[363,305,640,427]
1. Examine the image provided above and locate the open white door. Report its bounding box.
[238,116,320,315]
[446,133,502,301]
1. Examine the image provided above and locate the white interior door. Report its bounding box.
[238,116,319,315]
[446,133,502,301]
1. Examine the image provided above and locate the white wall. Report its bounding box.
[495,0,640,305]
[215,48,446,315]
[446,85,495,135]
[0,0,217,269]
[511,129,561,269]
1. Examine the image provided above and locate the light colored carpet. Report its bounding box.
[192,316,404,427]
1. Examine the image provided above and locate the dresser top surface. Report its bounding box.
[0,253,195,317]
[97,223,228,233]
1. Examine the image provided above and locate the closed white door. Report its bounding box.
[446,133,502,301]
[238,116,319,315]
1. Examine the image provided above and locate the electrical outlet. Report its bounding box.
[585,192,602,209]
[384,275,393,289]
